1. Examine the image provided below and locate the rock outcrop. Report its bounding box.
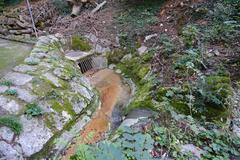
[0,35,99,159]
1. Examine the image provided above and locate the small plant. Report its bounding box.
[71,36,91,51]
[25,103,43,118]
[0,116,22,135]
[174,49,202,71]
[114,126,155,160]
[72,141,126,160]
[182,25,200,47]
[0,80,13,86]
[159,34,176,55]
[4,89,17,96]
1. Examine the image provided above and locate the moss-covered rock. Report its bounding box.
[0,35,99,159]
[107,49,127,64]
[206,75,232,99]
[71,35,91,51]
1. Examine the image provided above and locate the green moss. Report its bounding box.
[124,79,154,114]
[42,76,69,90]
[50,99,75,116]
[30,94,99,159]
[44,113,57,132]
[59,79,70,90]
[0,116,22,135]
[32,79,53,97]
[106,49,127,64]
[170,100,189,115]
[71,36,91,51]
[206,75,233,98]
[50,100,64,113]
[63,98,75,116]
[156,87,168,101]
[137,65,150,79]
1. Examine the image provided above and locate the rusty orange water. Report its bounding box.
[62,69,130,159]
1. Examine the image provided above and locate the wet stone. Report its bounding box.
[94,44,110,54]
[70,81,92,100]
[233,124,240,137]
[73,100,87,114]
[85,33,98,44]
[53,114,64,130]
[3,72,33,86]
[54,115,90,153]
[62,111,72,123]
[53,67,73,80]
[137,45,147,55]
[43,72,61,87]
[0,86,8,93]
[180,144,205,159]
[10,87,37,103]
[24,57,41,65]
[65,51,91,61]
[73,77,92,90]
[13,64,37,73]
[0,141,23,160]
[30,52,47,59]
[108,64,116,70]
[121,54,132,62]
[0,96,22,114]
[16,116,53,157]
[0,126,14,142]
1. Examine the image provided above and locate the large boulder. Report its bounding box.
[0,35,99,159]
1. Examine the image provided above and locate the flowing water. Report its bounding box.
[62,69,131,159]
[0,38,32,77]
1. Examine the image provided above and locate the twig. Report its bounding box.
[91,1,106,14]
[25,0,38,38]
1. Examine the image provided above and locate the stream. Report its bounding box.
[62,69,131,159]
[0,38,32,76]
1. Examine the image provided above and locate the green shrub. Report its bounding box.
[71,36,91,51]
[0,116,22,134]
[159,34,176,55]
[181,25,200,47]
[0,80,13,86]
[25,103,43,118]
[174,49,202,71]
[4,89,17,96]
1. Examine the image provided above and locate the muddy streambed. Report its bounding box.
[62,69,131,159]
[0,38,32,76]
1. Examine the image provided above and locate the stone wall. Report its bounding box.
[0,34,99,159]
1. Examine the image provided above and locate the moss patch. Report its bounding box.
[32,78,53,97]
[50,99,75,116]
[71,36,91,51]
[0,116,22,135]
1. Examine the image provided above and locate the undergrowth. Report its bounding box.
[116,0,164,47]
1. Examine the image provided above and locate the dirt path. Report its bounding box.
[62,69,130,159]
